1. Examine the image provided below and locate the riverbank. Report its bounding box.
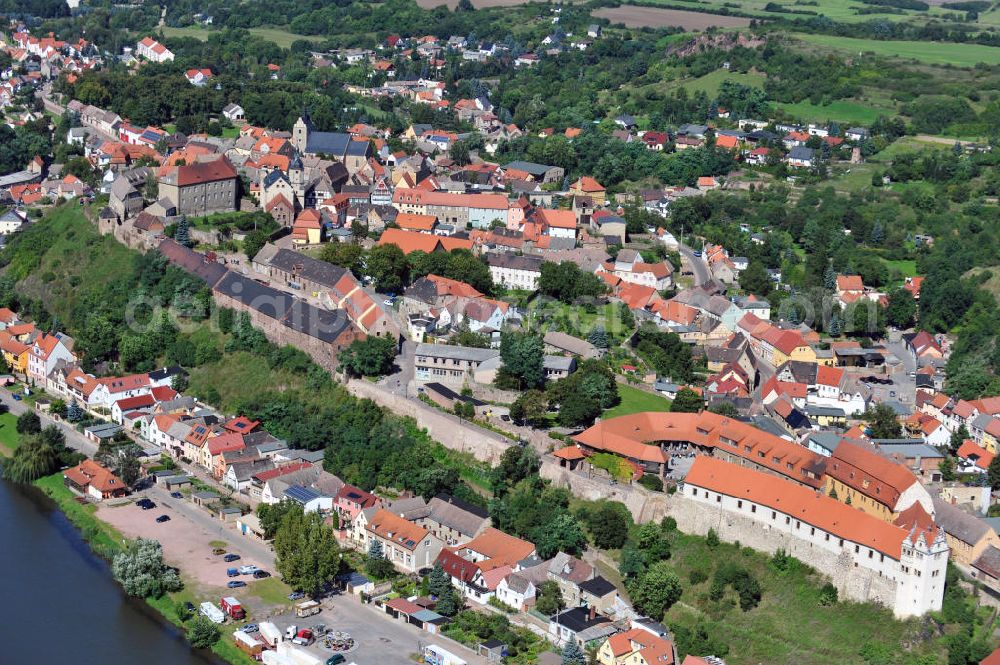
[31,473,250,665]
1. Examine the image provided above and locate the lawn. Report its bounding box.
[790,33,1000,67]
[604,384,672,419]
[882,259,918,279]
[662,532,946,665]
[670,69,767,97]
[159,25,320,49]
[776,98,892,125]
[0,411,20,455]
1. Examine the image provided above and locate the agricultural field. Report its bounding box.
[592,5,752,29]
[790,32,1000,67]
[417,0,546,7]
[637,0,980,24]
[160,25,320,48]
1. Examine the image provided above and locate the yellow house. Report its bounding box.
[291,209,323,245]
[1,338,30,373]
[597,628,675,665]
[933,496,1000,566]
[568,176,606,206]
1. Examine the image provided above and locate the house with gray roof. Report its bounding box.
[420,494,490,546]
[932,495,1000,566]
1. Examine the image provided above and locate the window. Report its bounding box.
[716,495,721,503]
[737,500,743,509]
[751,505,757,513]
[855,545,860,554]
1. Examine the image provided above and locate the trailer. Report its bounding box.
[294,600,321,618]
[424,644,467,665]
[258,621,283,647]
[261,642,323,665]
[200,601,226,624]
[234,630,264,660]
[221,596,246,620]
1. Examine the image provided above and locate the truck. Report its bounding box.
[221,596,246,620]
[424,644,467,665]
[291,628,313,646]
[258,621,283,648]
[199,601,226,624]
[294,600,321,618]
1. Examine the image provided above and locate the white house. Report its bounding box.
[485,253,543,291]
[136,37,174,63]
[222,103,245,123]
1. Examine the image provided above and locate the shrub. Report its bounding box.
[638,474,664,491]
[706,528,720,549]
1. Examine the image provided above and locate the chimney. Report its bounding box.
[588,605,597,621]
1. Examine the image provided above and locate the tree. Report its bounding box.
[587,325,609,349]
[428,560,451,598]
[509,389,549,427]
[454,400,475,421]
[2,435,57,483]
[318,242,366,275]
[111,538,182,598]
[939,456,957,482]
[577,500,632,550]
[535,580,565,615]
[365,243,408,293]
[256,500,300,540]
[886,289,917,329]
[174,217,192,247]
[497,331,544,390]
[671,388,703,413]
[273,507,341,595]
[450,140,471,166]
[435,589,461,616]
[365,537,395,579]
[532,512,587,558]
[66,398,84,422]
[950,424,970,455]
[16,411,41,434]
[865,403,902,439]
[561,641,587,665]
[739,260,772,297]
[187,615,220,649]
[630,561,682,618]
[823,264,837,292]
[337,337,396,377]
[988,455,1000,491]
[242,229,271,261]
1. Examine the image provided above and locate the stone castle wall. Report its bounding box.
[668,493,899,610]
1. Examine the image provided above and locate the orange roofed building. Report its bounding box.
[824,440,934,522]
[572,410,826,489]
[569,176,606,205]
[64,459,127,501]
[681,456,947,618]
[436,527,536,604]
[363,508,444,573]
[377,228,472,255]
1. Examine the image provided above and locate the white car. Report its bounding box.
[239,565,259,575]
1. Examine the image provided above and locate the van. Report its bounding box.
[285,625,298,640]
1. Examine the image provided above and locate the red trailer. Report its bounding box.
[221,596,245,620]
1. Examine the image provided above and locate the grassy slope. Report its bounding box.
[13,205,136,325]
[160,25,320,49]
[34,473,126,556]
[791,32,1000,66]
[0,412,20,455]
[776,98,892,125]
[663,534,943,665]
[672,69,767,97]
[604,384,673,419]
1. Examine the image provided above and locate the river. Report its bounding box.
[0,476,224,665]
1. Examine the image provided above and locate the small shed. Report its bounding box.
[84,422,124,443]
[337,571,372,595]
[411,608,447,634]
[219,506,244,522]
[161,475,192,490]
[237,513,266,540]
[192,491,220,507]
[478,639,506,663]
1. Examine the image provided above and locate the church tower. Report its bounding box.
[289,150,304,207]
[292,112,312,154]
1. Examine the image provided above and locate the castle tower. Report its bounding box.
[895,526,948,618]
[292,115,310,154]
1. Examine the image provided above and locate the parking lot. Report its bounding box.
[258,597,483,665]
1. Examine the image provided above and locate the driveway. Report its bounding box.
[677,242,709,286]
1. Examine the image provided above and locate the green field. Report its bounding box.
[671,69,767,97]
[882,259,918,279]
[160,25,320,49]
[776,98,892,125]
[604,384,673,419]
[0,412,20,455]
[791,33,1000,67]
[643,0,960,23]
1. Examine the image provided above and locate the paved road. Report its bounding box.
[0,390,98,457]
[677,242,709,286]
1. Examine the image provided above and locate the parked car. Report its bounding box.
[238,565,259,575]
[212,548,226,556]
[227,581,247,589]
[137,499,155,510]
[155,515,170,523]
[288,591,305,601]
[253,570,271,579]
[223,553,241,562]
[241,624,258,633]
[325,656,346,665]
[170,492,183,499]
[12,394,20,401]
[184,602,196,613]
[227,568,240,578]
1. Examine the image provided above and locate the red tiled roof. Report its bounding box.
[377,228,472,255]
[686,456,911,558]
[175,156,237,187]
[828,441,916,509]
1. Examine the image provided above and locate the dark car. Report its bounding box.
[227,581,247,589]
[223,553,241,562]
[184,601,196,613]
[170,492,183,499]
[326,655,346,665]
[252,570,271,579]
[137,499,156,510]
[155,514,170,523]
[227,568,240,577]
[11,394,21,401]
